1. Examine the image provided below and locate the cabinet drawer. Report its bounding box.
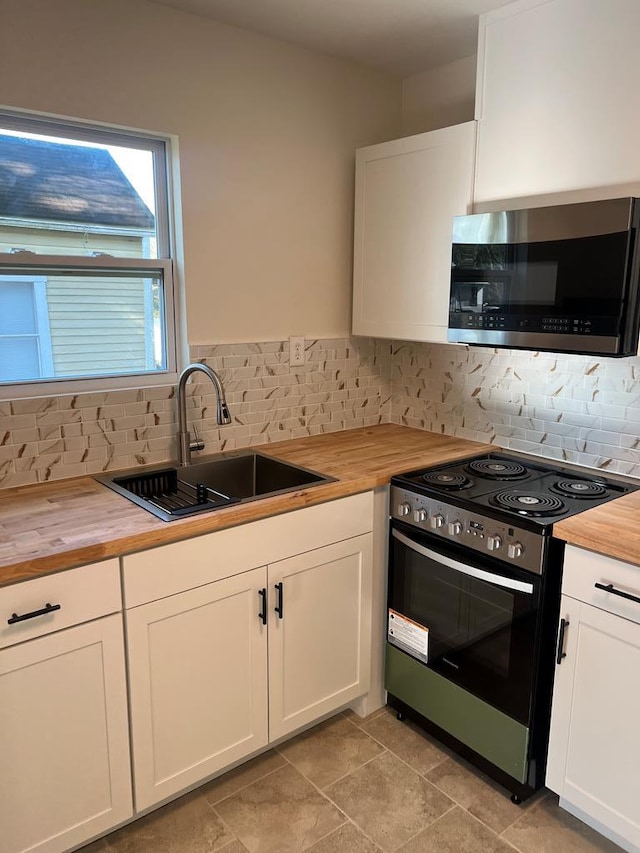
[0,560,121,649]
[563,546,640,626]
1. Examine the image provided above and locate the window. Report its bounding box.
[0,111,177,395]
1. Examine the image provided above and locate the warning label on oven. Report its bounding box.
[388,609,429,663]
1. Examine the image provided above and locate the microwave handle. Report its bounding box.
[392,528,535,595]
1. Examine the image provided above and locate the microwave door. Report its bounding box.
[449,200,640,355]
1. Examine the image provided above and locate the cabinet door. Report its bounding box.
[268,534,373,741]
[547,597,640,849]
[475,0,640,203]
[352,122,475,343]
[0,614,132,853]
[127,567,268,811]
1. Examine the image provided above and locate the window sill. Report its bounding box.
[0,371,179,402]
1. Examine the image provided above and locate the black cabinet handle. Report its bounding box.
[8,602,61,625]
[274,582,284,619]
[556,617,569,665]
[258,588,267,625]
[595,582,640,606]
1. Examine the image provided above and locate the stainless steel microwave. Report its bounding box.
[448,197,640,356]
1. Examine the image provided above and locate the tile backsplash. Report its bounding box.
[1,336,639,489]
[389,341,640,479]
[0,338,392,488]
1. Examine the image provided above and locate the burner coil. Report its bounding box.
[491,490,565,516]
[551,479,608,499]
[465,459,528,480]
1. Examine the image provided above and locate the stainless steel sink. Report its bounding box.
[95,452,334,521]
[179,452,330,500]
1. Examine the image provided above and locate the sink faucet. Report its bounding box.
[176,362,232,465]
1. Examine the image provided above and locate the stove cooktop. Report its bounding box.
[393,452,637,527]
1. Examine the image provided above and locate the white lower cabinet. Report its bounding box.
[268,535,372,741]
[127,567,269,812]
[0,606,132,853]
[124,493,374,811]
[547,546,640,853]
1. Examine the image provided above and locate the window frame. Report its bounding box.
[0,109,181,400]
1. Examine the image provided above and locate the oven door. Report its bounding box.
[388,521,542,726]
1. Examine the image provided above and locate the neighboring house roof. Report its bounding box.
[0,135,155,229]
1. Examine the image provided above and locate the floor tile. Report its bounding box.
[306,822,383,852]
[278,714,385,788]
[342,707,387,728]
[104,790,235,853]
[203,749,287,805]
[361,708,450,777]
[503,793,624,853]
[397,806,515,853]
[324,751,454,853]
[213,762,345,853]
[79,840,110,852]
[426,756,524,833]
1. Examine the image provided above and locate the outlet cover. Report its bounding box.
[289,336,305,366]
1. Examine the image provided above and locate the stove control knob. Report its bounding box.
[508,542,524,559]
[448,520,462,536]
[487,535,502,551]
[430,514,445,530]
[397,502,411,517]
[414,508,427,523]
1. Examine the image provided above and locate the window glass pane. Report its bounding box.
[0,337,40,381]
[0,269,166,383]
[0,130,158,259]
[0,112,175,392]
[0,280,37,334]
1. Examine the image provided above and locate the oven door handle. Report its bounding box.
[392,528,535,594]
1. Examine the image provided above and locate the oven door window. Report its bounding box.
[388,524,541,725]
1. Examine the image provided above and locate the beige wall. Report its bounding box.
[402,56,476,136]
[0,0,402,346]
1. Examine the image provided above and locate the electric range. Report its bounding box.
[385,451,638,802]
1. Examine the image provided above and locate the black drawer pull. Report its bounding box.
[556,617,569,665]
[274,582,284,619]
[8,602,61,625]
[258,588,267,625]
[595,582,640,606]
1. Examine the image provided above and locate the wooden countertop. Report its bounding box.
[0,425,493,586]
[554,488,640,568]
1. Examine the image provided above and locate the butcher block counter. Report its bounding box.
[554,488,640,568]
[0,424,493,586]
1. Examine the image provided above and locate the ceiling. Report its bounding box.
[147,0,512,77]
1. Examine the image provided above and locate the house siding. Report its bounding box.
[0,228,154,376]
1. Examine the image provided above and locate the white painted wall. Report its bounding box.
[401,56,476,136]
[0,0,401,345]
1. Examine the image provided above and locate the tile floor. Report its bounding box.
[84,706,623,853]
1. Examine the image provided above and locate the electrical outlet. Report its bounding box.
[289,336,305,366]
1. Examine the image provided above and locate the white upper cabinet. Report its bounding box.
[475,0,640,204]
[352,121,476,343]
